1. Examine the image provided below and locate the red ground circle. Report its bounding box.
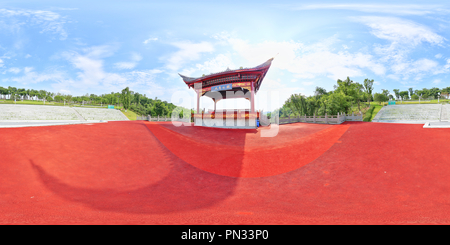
[145,122,350,178]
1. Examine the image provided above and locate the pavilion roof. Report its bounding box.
[178,58,274,85]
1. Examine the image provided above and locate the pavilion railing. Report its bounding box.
[136,112,362,125]
[275,112,362,125]
[136,115,191,122]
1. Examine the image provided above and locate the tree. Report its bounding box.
[336,77,356,113]
[121,87,132,111]
[363,78,374,106]
[152,100,169,117]
[408,88,414,97]
[286,94,307,116]
[326,92,350,115]
[429,87,441,99]
[351,83,364,111]
[0,87,6,100]
[393,89,400,100]
[9,86,17,101]
[399,91,409,100]
[374,93,388,104]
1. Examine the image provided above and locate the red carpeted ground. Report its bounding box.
[1,120,450,224]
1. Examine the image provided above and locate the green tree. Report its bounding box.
[374,93,388,104]
[0,87,7,100]
[363,78,374,106]
[327,92,350,115]
[121,87,132,111]
[351,83,364,111]
[399,91,409,100]
[152,100,169,117]
[393,89,400,100]
[286,94,306,116]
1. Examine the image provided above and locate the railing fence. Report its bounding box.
[136,112,363,125]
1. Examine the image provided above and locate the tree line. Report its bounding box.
[272,77,450,118]
[0,86,188,117]
[272,77,374,118]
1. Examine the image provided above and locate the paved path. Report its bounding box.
[0,120,107,128]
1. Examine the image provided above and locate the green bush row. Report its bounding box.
[363,106,376,122]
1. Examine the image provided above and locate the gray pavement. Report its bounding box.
[423,121,450,128]
[0,120,108,128]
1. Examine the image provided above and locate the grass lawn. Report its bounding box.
[120,109,138,120]
[370,105,383,121]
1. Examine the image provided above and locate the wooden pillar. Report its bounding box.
[214,99,216,112]
[251,82,255,113]
[325,113,328,124]
[196,90,200,114]
[313,113,316,123]
[288,115,291,123]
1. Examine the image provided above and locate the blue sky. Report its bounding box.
[1,0,449,111]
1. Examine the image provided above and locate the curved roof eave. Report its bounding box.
[178,58,273,85]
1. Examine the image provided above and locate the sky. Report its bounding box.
[0,0,449,111]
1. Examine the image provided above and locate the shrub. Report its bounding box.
[363,106,375,122]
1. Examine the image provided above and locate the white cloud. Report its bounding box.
[114,62,137,70]
[222,35,386,81]
[5,66,67,84]
[435,54,443,59]
[302,81,314,86]
[353,16,448,82]
[59,45,164,95]
[8,67,20,73]
[164,41,214,71]
[391,58,440,80]
[433,79,442,84]
[0,59,3,68]
[61,45,126,90]
[180,53,235,77]
[0,8,69,40]
[386,74,400,81]
[131,52,142,62]
[25,54,31,58]
[143,37,158,44]
[80,44,118,59]
[59,89,71,94]
[286,4,447,16]
[354,16,445,46]
[113,52,143,70]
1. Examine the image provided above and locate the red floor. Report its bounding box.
[1,120,450,224]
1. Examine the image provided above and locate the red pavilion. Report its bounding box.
[179,58,273,128]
